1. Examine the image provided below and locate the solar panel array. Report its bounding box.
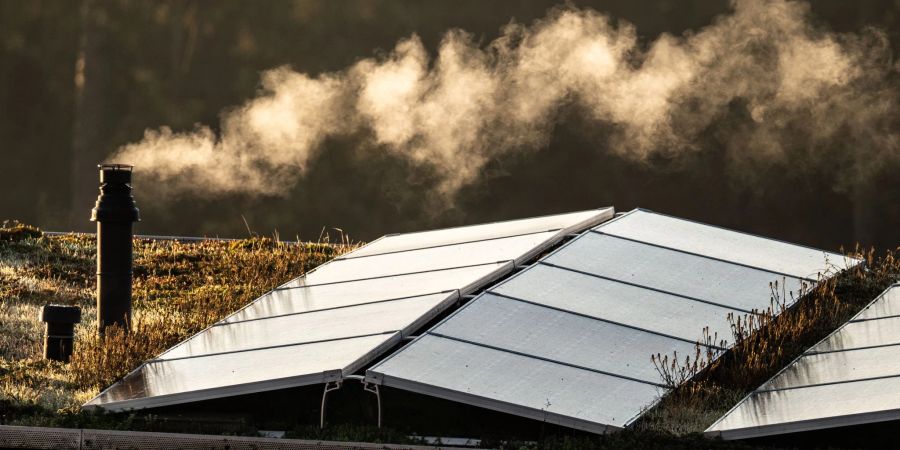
[367,209,852,433]
[84,208,614,412]
[706,284,900,440]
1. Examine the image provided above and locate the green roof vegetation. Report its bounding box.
[0,220,896,448]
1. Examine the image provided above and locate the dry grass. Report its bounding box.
[637,247,900,435]
[0,223,357,423]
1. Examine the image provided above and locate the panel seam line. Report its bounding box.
[850,313,900,323]
[273,261,513,291]
[804,341,900,356]
[427,331,668,388]
[590,230,819,283]
[486,291,726,350]
[615,208,857,263]
[754,372,900,394]
[337,229,563,260]
[214,290,457,327]
[539,261,758,316]
[147,330,400,363]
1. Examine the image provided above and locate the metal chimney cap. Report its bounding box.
[40,304,82,324]
[98,163,133,171]
[98,164,133,185]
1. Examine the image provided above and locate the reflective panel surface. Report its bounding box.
[304,231,559,285]
[86,333,399,409]
[372,334,664,431]
[545,232,807,312]
[597,210,855,279]
[708,376,900,437]
[814,316,900,352]
[162,293,454,359]
[351,208,612,258]
[760,346,900,390]
[230,262,509,322]
[853,287,900,321]
[432,293,700,383]
[491,263,741,343]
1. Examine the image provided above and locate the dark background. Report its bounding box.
[1,0,897,249]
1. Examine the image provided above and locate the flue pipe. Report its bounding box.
[90,164,140,336]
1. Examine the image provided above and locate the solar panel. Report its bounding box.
[84,208,614,412]
[759,346,900,390]
[159,292,456,360]
[545,232,809,312]
[367,209,858,433]
[490,264,741,345]
[428,293,696,384]
[88,333,398,410]
[814,316,900,352]
[366,334,663,434]
[706,284,900,439]
[597,209,849,279]
[853,288,900,320]
[350,210,608,258]
[299,231,559,284]
[226,263,510,322]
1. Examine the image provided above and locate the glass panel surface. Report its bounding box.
[372,334,664,429]
[231,262,509,322]
[598,210,854,279]
[708,376,900,434]
[432,294,701,383]
[351,209,611,258]
[491,264,741,344]
[854,286,900,321]
[161,293,452,359]
[545,233,807,312]
[87,333,397,408]
[305,231,558,285]
[815,316,900,352]
[760,346,900,390]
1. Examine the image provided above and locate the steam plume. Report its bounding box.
[113,0,899,200]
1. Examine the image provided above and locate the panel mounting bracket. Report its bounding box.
[363,381,382,428]
[319,380,342,429]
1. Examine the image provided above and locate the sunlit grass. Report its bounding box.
[0,222,357,424]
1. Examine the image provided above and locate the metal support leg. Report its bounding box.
[363,382,382,428]
[320,380,342,429]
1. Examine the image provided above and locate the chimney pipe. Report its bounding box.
[40,305,81,362]
[91,164,140,336]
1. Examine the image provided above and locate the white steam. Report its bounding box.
[113,0,898,199]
